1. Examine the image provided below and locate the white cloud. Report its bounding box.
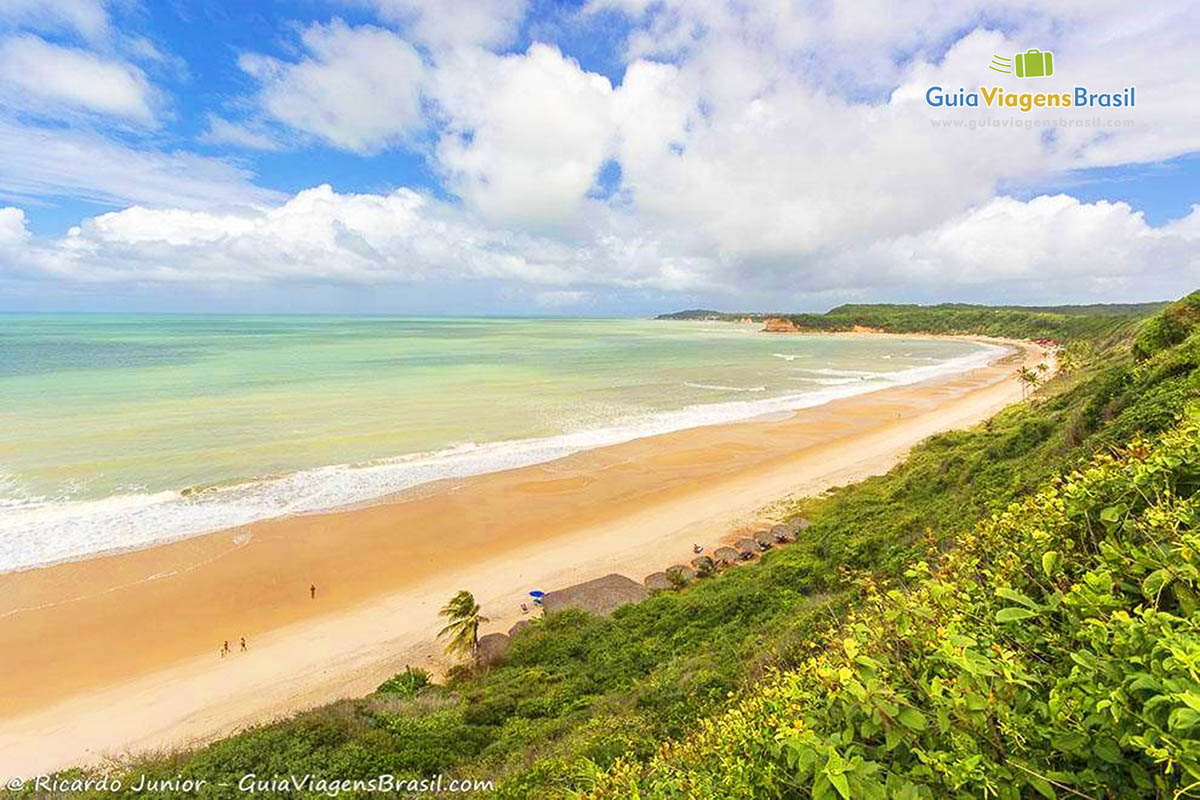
[0,34,155,122]
[0,121,284,210]
[369,0,527,49]
[434,44,616,227]
[832,194,1200,302]
[0,204,27,244]
[238,20,425,154]
[0,0,108,41]
[0,184,707,292]
[535,289,589,308]
[200,115,282,151]
[3,186,1198,311]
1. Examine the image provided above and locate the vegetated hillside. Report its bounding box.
[820,303,1158,342]
[657,300,1165,342]
[28,293,1199,800]
[590,295,1200,799]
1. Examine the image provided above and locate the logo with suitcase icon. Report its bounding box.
[989,49,1054,78]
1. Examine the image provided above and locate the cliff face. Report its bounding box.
[762,317,799,333]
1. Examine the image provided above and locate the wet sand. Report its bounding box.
[0,335,1047,778]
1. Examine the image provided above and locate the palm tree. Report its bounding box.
[438,590,488,661]
[1035,361,1049,374]
[1059,341,1095,376]
[1056,348,1078,375]
[1016,365,1040,400]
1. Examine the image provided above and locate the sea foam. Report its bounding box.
[0,341,1008,572]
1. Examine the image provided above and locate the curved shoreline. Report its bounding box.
[0,332,1001,575]
[0,335,1047,779]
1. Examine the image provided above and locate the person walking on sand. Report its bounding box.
[240,636,246,652]
[222,640,229,656]
[310,584,317,600]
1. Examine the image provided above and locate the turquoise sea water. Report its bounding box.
[0,315,1000,571]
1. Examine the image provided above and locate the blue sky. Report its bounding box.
[0,0,1197,314]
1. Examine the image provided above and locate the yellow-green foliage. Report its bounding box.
[1134,291,1200,361]
[589,411,1200,799]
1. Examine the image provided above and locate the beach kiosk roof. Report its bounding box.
[644,572,674,591]
[712,546,741,566]
[666,564,697,585]
[771,523,796,543]
[753,529,775,548]
[476,633,510,667]
[735,537,761,556]
[541,573,648,617]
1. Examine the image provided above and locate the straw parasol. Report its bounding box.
[691,555,716,576]
[644,571,674,591]
[735,537,761,557]
[753,530,775,549]
[771,523,796,543]
[476,633,510,667]
[666,564,697,585]
[541,573,649,616]
[789,518,811,534]
[712,546,741,566]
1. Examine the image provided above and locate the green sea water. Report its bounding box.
[0,314,999,570]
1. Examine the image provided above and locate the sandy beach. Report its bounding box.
[0,334,1048,779]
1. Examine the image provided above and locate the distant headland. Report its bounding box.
[656,301,1169,340]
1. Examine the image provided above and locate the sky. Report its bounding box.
[0,0,1197,315]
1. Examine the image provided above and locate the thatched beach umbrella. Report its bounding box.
[508,619,531,637]
[542,573,649,616]
[771,523,796,543]
[735,538,760,558]
[691,555,716,576]
[789,518,811,535]
[644,571,674,591]
[753,530,775,549]
[476,632,510,667]
[666,564,697,585]
[713,546,741,566]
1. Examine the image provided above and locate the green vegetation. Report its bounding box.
[19,294,1198,799]
[658,300,1165,343]
[592,395,1200,799]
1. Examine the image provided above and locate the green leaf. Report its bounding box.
[996,607,1037,622]
[897,707,927,732]
[1142,568,1171,598]
[828,771,851,800]
[1041,550,1061,577]
[1169,707,1200,732]
[996,587,1039,608]
[1027,771,1057,800]
[1070,651,1100,671]
[1049,732,1086,754]
[1093,738,1121,764]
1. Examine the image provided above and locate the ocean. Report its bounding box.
[0,314,1002,571]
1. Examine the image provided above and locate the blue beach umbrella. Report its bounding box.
[528,590,544,598]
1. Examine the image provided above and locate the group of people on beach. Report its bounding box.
[220,637,246,658]
[219,583,318,658]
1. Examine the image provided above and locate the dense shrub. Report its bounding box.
[1133,290,1200,360]
[592,411,1200,799]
